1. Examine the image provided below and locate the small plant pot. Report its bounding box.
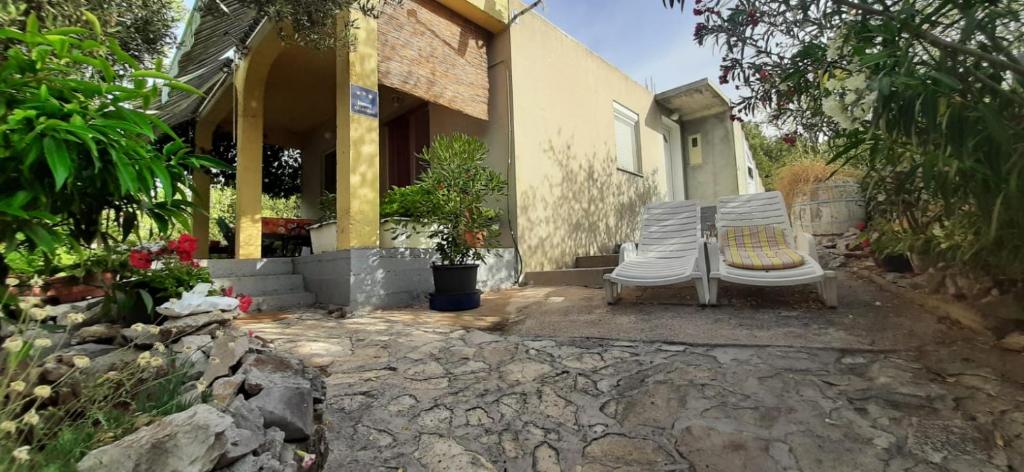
[431,264,479,295]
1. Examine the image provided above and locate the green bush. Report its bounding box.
[381,184,434,221]
[391,134,506,265]
[0,14,223,262]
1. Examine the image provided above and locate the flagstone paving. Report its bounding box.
[237,307,1024,472]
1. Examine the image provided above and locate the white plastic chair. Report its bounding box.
[708,191,838,307]
[603,200,709,305]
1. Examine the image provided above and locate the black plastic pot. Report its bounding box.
[431,264,479,294]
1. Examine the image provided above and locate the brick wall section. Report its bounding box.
[378,0,491,120]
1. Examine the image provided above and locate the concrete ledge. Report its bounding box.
[293,251,351,307]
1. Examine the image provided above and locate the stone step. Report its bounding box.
[252,292,317,312]
[204,258,294,278]
[523,267,615,288]
[574,254,619,268]
[213,274,306,297]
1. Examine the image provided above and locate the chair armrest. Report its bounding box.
[797,232,819,263]
[619,242,638,264]
[706,239,721,274]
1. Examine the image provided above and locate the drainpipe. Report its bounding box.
[487,58,523,286]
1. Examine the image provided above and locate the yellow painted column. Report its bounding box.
[336,10,381,249]
[192,119,215,259]
[232,31,283,259]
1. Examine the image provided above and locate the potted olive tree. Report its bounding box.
[392,133,506,311]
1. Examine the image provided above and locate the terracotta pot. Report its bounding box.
[463,230,485,248]
[44,273,110,304]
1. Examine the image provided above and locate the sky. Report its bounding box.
[534,0,735,98]
[176,0,734,98]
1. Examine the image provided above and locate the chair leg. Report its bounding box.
[604,279,622,305]
[694,277,710,306]
[708,278,719,305]
[819,271,838,307]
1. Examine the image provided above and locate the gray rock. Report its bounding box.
[582,434,675,469]
[172,335,213,354]
[998,332,1024,352]
[120,327,160,348]
[248,386,314,440]
[533,442,561,472]
[258,427,286,458]
[226,394,265,433]
[239,353,309,395]
[52,343,117,365]
[55,302,104,326]
[82,349,139,379]
[220,452,285,472]
[675,425,780,471]
[202,334,249,385]
[212,374,246,406]
[72,323,120,345]
[463,330,503,345]
[414,435,495,472]
[161,310,236,337]
[41,362,71,382]
[77,404,234,472]
[211,397,266,468]
[46,298,103,319]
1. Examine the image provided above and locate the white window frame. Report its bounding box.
[613,102,642,175]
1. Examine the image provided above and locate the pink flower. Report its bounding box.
[247,329,255,338]
[301,453,316,469]
[223,286,234,297]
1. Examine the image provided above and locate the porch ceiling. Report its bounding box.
[264,46,337,137]
[656,78,732,121]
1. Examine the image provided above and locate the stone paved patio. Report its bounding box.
[236,289,1024,472]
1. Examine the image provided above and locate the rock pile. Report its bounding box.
[76,331,326,472]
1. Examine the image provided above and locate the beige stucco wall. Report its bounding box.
[681,111,740,206]
[506,12,669,271]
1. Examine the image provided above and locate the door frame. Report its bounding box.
[661,116,686,200]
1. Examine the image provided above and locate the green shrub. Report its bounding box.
[0,13,223,262]
[381,185,434,221]
[391,134,506,265]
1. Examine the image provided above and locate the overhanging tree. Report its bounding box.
[663,0,1024,279]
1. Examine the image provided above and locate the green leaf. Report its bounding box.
[139,289,153,314]
[131,70,177,82]
[927,71,961,90]
[82,11,103,37]
[43,136,72,189]
[166,81,205,97]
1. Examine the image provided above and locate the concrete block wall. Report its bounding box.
[292,248,518,312]
[292,251,351,306]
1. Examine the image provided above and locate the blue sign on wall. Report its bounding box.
[350,85,379,118]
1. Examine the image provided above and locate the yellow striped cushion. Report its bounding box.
[721,225,805,270]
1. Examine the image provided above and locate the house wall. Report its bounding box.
[506,12,669,272]
[681,111,740,206]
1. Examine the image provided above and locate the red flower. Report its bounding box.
[174,233,198,262]
[223,286,234,297]
[782,134,798,146]
[238,295,253,313]
[247,329,255,338]
[129,250,152,270]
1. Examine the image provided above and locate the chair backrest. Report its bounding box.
[637,200,701,259]
[716,191,794,245]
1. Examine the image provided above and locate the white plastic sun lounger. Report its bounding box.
[603,200,709,305]
[707,191,838,307]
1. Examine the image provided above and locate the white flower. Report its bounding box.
[136,351,152,366]
[22,409,39,425]
[131,323,147,333]
[822,95,857,129]
[824,77,843,91]
[844,72,868,91]
[9,380,26,392]
[32,338,52,349]
[826,36,845,60]
[28,307,48,321]
[3,337,24,353]
[72,355,91,368]
[29,276,43,288]
[12,445,30,462]
[148,356,164,368]
[66,313,86,325]
[153,342,166,353]
[147,326,160,335]
[195,379,208,393]
[4,277,18,287]
[32,385,51,399]
[0,420,16,435]
[182,344,196,353]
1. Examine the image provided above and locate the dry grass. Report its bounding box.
[774,160,862,207]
